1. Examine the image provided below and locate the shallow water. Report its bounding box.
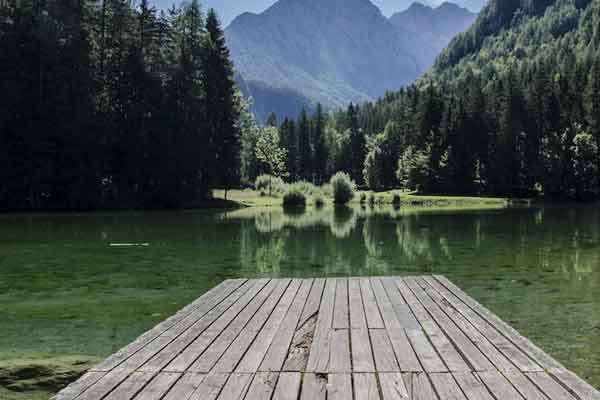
[1,204,599,389]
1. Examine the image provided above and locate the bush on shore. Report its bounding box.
[330,172,356,204]
[282,185,307,207]
[255,174,284,196]
[313,191,326,208]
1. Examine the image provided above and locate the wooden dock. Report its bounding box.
[55,276,600,400]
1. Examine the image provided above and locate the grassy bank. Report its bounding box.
[213,189,509,210]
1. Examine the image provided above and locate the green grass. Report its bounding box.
[214,189,509,210]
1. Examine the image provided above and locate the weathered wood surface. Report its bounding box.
[55,276,600,400]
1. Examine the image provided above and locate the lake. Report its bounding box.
[1,203,599,393]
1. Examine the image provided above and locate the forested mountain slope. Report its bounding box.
[276,0,600,198]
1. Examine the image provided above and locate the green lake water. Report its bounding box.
[1,204,599,394]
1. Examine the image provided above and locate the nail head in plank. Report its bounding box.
[379,372,410,400]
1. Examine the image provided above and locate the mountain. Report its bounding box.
[349,0,600,197]
[390,2,477,53]
[225,0,476,121]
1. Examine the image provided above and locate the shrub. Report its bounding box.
[255,174,284,196]
[282,185,307,207]
[295,180,318,196]
[330,172,356,204]
[368,193,376,206]
[313,191,326,208]
[359,193,367,204]
[392,193,402,206]
[321,183,333,197]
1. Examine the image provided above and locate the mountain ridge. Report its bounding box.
[226,0,477,120]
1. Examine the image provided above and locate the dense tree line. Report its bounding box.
[256,0,600,200]
[0,0,240,211]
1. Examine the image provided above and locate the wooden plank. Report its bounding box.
[381,277,420,330]
[214,279,298,373]
[379,372,410,400]
[370,329,400,372]
[244,372,278,400]
[328,374,353,400]
[162,373,206,400]
[139,281,259,373]
[551,369,600,400]
[133,372,180,400]
[349,278,367,329]
[104,372,154,400]
[166,279,271,372]
[333,278,349,329]
[433,276,563,371]
[429,373,467,400]
[306,279,336,373]
[351,328,376,373]
[91,280,247,373]
[53,371,106,400]
[415,277,516,372]
[188,373,229,400]
[371,278,421,372]
[360,278,385,329]
[77,368,137,400]
[215,373,253,400]
[330,329,351,373]
[404,277,493,372]
[298,278,325,328]
[503,371,549,400]
[187,279,281,373]
[423,277,542,372]
[395,278,469,373]
[477,371,524,400]
[527,372,578,400]
[272,372,302,400]
[299,373,327,400]
[258,279,313,372]
[354,373,381,400]
[412,372,437,400]
[452,373,494,400]
[406,329,447,373]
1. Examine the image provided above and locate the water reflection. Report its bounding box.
[224,204,600,278]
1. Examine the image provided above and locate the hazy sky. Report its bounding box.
[152,0,485,27]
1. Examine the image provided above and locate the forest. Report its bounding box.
[0,0,240,211]
[258,0,600,200]
[1,0,600,212]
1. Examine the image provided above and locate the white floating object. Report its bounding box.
[109,243,150,247]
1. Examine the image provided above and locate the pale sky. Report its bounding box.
[152,0,484,27]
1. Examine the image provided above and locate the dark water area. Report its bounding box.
[1,204,599,389]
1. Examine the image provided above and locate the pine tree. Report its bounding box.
[297,108,312,181]
[312,104,328,184]
[585,56,600,193]
[347,103,365,184]
[203,8,240,197]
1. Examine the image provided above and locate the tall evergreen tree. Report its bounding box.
[297,108,312,181]
[203,8,240,197]
[347,103,365,184]
[312,104,328,184]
